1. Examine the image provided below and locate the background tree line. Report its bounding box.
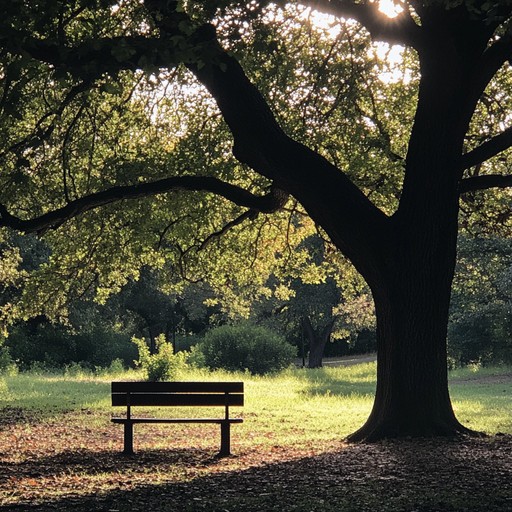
[2,230,512,372]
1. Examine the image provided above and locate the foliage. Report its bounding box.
[132,334,186,381]
[196,323,295,374]
[449,236,512,366]
[5,322,137,370]
[0,337,17,375]
[251,236,376,364]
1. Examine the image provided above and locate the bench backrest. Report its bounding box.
[111,381,244,407]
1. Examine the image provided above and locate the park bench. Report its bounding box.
[111,381,244,457]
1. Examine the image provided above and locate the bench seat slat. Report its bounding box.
[111,418,244,424]
[111,393,244,407]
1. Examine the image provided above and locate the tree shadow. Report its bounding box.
[297,367,376,398]
[0,379,111,426]
[0,447,223,485]
[3,436,511,512]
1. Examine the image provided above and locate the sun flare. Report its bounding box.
[378,0,403,18]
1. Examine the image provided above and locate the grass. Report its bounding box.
[449,365,512,434]
[0,362,511,511]
[1,361,511,442]
[0,363,379,445]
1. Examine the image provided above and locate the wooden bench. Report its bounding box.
[111,381,244,457]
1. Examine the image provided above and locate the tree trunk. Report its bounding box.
[344,42,489,441]
[147,325,157,354]
[303,317,335,369]
[347,205,474,441]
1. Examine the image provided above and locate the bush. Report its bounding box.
[448,303,512,367]
[5,323,137,370]
[132,334,186,381]
[186,344,206,368]
[174,334,200,353]
[0,338,17,376]
[64,361,93,378]
[196,323,295,375]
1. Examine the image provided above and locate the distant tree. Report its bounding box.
[118,266,225,352]
[119,267,180,353]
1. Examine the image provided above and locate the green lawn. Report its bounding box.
[1,361,511,441]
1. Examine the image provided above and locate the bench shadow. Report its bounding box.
[3,436,511,512]
[0,447,221,485]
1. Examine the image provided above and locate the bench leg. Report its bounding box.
[219,422,231,457]
[123,422,134,455]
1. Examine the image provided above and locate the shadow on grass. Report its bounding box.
[1,447,221,484]
[0,377,110,425]
[297,367,376,398]
[4,436,511,512]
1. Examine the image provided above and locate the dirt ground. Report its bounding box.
[1,426,511,512]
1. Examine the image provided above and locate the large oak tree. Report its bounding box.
[1,0,512,440]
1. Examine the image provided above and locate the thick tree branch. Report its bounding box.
[459,174,512,193]
[468,26,512,109]
[2,35,176,77]
[132,4,392,278]
[185,40,391,279]
[460,125,512,172]
[0,176,288,234]
[304,0,422,48]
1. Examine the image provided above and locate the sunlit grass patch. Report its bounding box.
[1,361,510,441]
[449,365,512,434]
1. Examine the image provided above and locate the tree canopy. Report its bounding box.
[2,0,512,440]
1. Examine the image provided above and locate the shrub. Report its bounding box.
[448,303,512,367]
[104,358,126,376]
[132,334,186,381]
[174,334,200,353]
[0,338,17,376]
[5,324,137,370]
[196,323,296,375]
[186,344,206,368]
[64,361,92,378]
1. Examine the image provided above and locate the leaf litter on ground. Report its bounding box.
[0,407,511,512]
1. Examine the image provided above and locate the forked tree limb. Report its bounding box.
[304,0,422,48]
[460,126,512,172]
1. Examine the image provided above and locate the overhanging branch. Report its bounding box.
[459,174,512,193]
[460,126,512,172]
[0,176,289,234]
[304,0,422,48]
[199,209,257,250]
[4,35,175,76]
[468,27,512,110]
